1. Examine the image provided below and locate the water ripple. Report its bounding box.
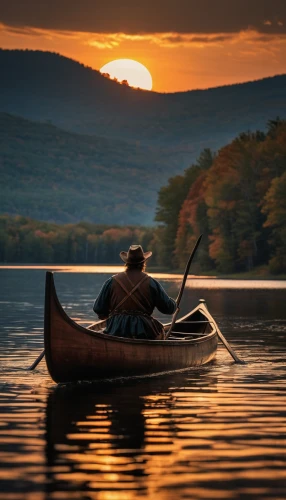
[0,269,286,500]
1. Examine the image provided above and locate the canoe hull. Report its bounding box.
[44,272,218,383]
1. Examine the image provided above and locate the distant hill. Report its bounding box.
[1,49,286,224]
[1,50,286,155]
[0,113,179,225]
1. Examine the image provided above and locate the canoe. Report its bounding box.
[44,271,218,383]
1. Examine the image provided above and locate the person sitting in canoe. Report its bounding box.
[93,245,176,339]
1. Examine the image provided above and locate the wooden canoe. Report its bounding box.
[44,271,218,383]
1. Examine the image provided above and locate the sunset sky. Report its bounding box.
[1,0,286,93]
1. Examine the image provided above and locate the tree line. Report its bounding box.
[0,217,158,265]
[155,119,286,274]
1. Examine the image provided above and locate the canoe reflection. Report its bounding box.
[45,371,217,497]
[45,380,160,496]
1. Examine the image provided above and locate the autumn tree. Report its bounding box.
[155,149,214,268]
[175,170,213,271]
[155,120,286,274]
[262,171,286,273]
[204,132,270,272]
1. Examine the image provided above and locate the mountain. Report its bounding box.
[1,49,286,225]
[0,113,179,225]
[1,50,286,155]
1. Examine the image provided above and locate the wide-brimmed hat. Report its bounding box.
[120,245,152,264]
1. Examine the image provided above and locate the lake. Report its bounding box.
[0,267,286,500]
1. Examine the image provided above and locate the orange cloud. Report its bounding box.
[2,23,286,50]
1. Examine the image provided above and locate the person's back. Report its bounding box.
[93,245,176,339]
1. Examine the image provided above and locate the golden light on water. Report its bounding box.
[0,264,184,279]
[1,267,286,499]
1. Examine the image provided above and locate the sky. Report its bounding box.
[1,0,286,92]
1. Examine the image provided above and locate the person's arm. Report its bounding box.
[150,278,176,314]
[93,277,113,319]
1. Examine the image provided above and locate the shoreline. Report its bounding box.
[0,263,285,280]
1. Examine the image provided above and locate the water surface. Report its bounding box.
[0,268,285,500]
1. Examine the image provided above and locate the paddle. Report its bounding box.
[164,236,245,364]
[216,323,245,364]
[165,234,203,340]
[27,349,45,370]
[201,301,245,364]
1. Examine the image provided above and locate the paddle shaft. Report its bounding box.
[202,302,245,364]
[28,349,45,370]
[165,234,203,339]
[216,325,245,364]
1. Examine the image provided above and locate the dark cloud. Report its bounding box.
[3,25,40,36]
[189,35,234,43]
[0,0,285,34]
[155,33,235,46]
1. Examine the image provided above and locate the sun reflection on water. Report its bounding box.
[0,269,286,499]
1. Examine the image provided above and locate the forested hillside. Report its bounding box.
[156,119,286,274]
[0,113,178,225]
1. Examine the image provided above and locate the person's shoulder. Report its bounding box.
[149,275,159,282]
[149,276,160,288]
[102,276,113,285]
[112,271,125,278]
[112,272,126,283]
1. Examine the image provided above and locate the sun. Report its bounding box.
[100,59,152,91]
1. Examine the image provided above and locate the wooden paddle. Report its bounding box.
[165,237,245,364]
[165,234,203,340]
[27,349,45,370]
[201,301,245,364]
[216,323,245,364]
